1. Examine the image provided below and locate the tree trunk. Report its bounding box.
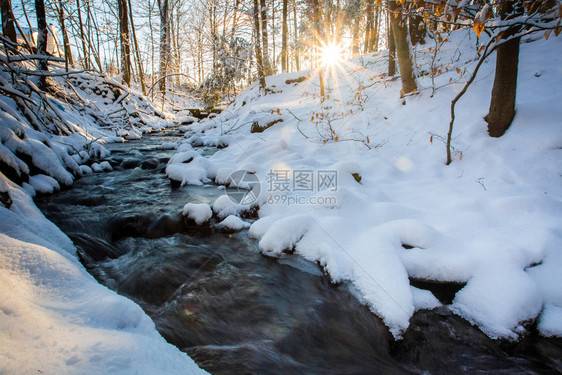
[372,6,380,52]
[230,0,240,39]
[35,0,48,65]
[364,0,374,52]
[128,0,146,94]
[55,0,73,70]
[118,0,131,86]
[485,0,521,137]
[75,0,89,69]
[253,0,266,94]
[158,0,170,95]
[271,0,276,69]
[292,0,299,71]
[281,0,288,72]
[351,18,360,56]
[389,0,417,96]
[86,2,103,71]
[260,0,271,75]
[1,0,17,43]
[388,13,396,76]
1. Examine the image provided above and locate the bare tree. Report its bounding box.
[388,0,417,96]
[364,0,375,52]
[128,0,146,94]
[35,0,48,69]
[53,0,74,70]
[388,12,396,76]
[75,0,90,69]
[158,0,170,94]
[485,0,521,137]
[1,0,17,43]
[260,0,271,74]
[118,0,132,85]
[281,0,288,72]
[253,0,266,93]
[292,0,299,70]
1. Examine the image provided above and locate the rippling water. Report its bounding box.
[36,130,562,374]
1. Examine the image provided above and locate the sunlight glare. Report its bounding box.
[320,43,343,66]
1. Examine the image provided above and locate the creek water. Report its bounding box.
[36,130,562,374]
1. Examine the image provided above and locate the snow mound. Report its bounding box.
[0,174,208,374]
[28,174,60,194]
[182,203,213,225]
[259,215,312,256]
[216,215,251,232]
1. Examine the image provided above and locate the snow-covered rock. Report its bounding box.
[182,203,213,225]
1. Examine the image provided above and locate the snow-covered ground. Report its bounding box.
[0,56,208,372]
[168,31,562,340]
[1,28,561,373]
[0,179,207,374]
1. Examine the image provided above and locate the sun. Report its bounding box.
[320,42,343,66]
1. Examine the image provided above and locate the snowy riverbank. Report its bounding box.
[167,31,562,340]
[0,56,208,372]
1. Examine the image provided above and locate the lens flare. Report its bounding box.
[320,43,343,66]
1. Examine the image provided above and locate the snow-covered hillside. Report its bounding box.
[0,54,207,372]
[168,31,562,339]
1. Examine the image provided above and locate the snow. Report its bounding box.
[171,32,562,339]
[411,286,442,311]
[28,174,60,194]
[0,176,208,374]
[212,194,255,219]
[80,165,94,175]
[258,215,312,256]
[0,24,560,373]
[182,203,213,225]
[216,215,251,231]
[0,49,209,373]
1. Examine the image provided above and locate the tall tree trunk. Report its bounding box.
[253,0,266,93]
[75,0,89,69]
[148,0,155,99]
[230,0,240,39]
[271,0,276,69]
[364,0,374,52]
[388,13,396,76]
[292,0,299,71]
[281,0,288,72]
[55,0,73,70]
[1,0,17,43]
[128,0,146,94]
[35,0,47,64]
[158,0,170,95]
[118,0,131,86]
[351,18,360,56]
[34,0,48,89]
[389,0,417,96]
[86,3,103,71]
[372,6,380,52]
[485,0,521,137]
[210,0,217,71]
[260,0,271,75]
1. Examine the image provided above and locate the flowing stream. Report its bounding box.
[36,130,562,374]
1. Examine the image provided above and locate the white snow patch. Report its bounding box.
[28,174,60,194]
[216,215,251,231]
[182,203,213,225]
